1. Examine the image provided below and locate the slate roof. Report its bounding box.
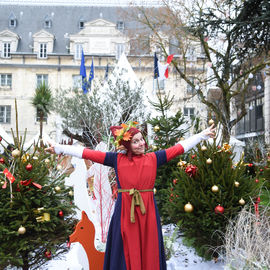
[0,4,137,54]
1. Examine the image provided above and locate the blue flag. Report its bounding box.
[154,52,159,79]
[80,49,88,94]
[88,57,94,90]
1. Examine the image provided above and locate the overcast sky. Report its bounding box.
[0,0,163,6]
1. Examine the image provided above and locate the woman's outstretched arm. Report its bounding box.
[155,124,216,166]
[45,143,116,166]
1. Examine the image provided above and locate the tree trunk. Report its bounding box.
[22,252,29,270]
[40,113,43,139]
[222,125,231,143]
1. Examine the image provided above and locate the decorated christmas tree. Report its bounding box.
[0,105,77,270]
[148,91,188,221]
[165,139,259,260]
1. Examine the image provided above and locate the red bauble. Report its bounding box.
[26,163,33,171]
[215,205,224,214]
[44,250,51,259]
[255,179,259,183]
[191,154,196,159]
[0,158,5,164]
[58,210,64,217]
[0,136,2,142]
[248,163,253,167]
[173,179,178,185]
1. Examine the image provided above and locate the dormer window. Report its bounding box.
[117,21,124,31]
[79,18,85,29]
[9,13,17,28]
[44,15,52,29]
[44,19,52,29]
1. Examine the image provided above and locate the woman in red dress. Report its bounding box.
[46,122,215,270]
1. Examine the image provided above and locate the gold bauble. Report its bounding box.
[234,181,240,187]
[184,202,194,213]
[211,185,219,192]
[68,190,74,196]
[208,119,214,125]
[44,158,50,164]
[201,145,207,151]
[206,158,212,164]
[55,186,61,192]
[18,225,26,234]
[154,125,160,132]
[43,213,51,221]
[1,181,5,185]
[12,149,21,158]
[152,145,158,151]
[153,188,157,194]
[239,198,245,205]
[56,164,62,170]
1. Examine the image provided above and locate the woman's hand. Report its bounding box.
[45,143,56,154]
[201,124,216,139]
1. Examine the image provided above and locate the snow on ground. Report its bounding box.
[43,224,225,270]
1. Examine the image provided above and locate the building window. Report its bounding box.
[187,77,195,94]
[36,74,48,87]
[187,45,197,61]
[184,107,195,119]
[2,43,11,58]
[0,105,11,124]
[36,108,48,123]
[75,44,83,60]
[116,21,124,31]
[72,75,82,89]
[44,19,52,28]
[79,20,85,29]
[39,43,47,58]
[116,43,125,59]
[9,13,17,28]
[0,74,12,88]
[154,79,165,91]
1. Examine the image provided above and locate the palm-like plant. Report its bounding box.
[31,82,53,140]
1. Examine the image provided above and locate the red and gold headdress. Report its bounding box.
[110,121,139,147]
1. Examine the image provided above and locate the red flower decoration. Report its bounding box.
[44,250,51,259]
[185,164,198,177]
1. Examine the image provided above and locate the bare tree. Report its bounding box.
[125,0,270,142]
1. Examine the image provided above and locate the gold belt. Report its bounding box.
[118,188,153,223]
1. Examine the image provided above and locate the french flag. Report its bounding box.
[154,52,174,80]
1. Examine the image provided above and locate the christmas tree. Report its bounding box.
[165,139,259,260]
[148,91,188,221]
[0,111,77,269]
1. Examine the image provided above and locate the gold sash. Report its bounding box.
[118,188,153,223]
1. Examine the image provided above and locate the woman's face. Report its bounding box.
[130,132,145,155]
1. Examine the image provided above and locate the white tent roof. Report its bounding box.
[24,133,55,149]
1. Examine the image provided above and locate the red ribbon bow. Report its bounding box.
[20,179,42,189]
[185,164,198,177]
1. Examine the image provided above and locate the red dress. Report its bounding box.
[81,144,184,270]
